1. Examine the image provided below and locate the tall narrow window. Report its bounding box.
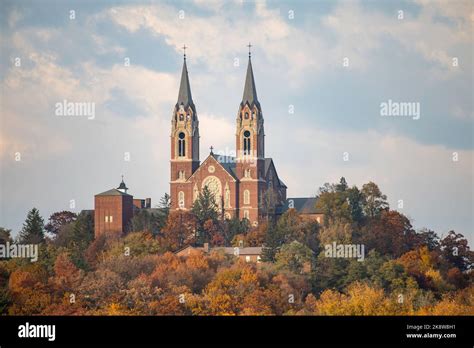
[244,189,250,205]
[178,132,185,157]
[178,191,185,208]
[243,210,250,219]
[243,130,251,155]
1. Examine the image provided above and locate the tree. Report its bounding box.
[275,241,314,274]
[192,186,219,244]
[223,217,249,246]
[361,182,388,218]
[0,227,12,244]
[54,211,94,269]
[440,231,474,272]
[45,211,77,236]
[359,210,417,258]
[158,193,171,216]
[347,186,364,224]
[159,212,196,251]
[261,225,283,262]
[416,228,440,251]
[18,208,45,244]
[335,177,348,192]
[316,189,351,226]
[129,210,165,235]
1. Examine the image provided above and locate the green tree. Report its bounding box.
[335,177,348,192]
[347,186,364,224]
[440,231,474,272]
[261,225,284,262]
[192,186,219,244]
[361,182,388,218]
[275,241,314,274]
[18,208,45,244]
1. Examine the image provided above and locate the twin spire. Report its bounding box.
[176,45,259,108]
[176,58,194,109]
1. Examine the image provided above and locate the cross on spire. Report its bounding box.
[247,42,252,58]
[182,44,187,60]
[210,146,214,154]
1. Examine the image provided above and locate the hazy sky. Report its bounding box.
[0,0,472,245]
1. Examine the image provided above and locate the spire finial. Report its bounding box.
[247,42,252,58]
[182,44,187,60]
[210,145,214,155]
[121,174,124,182]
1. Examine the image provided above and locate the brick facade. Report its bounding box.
[170,55,287,226]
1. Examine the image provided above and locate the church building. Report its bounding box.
[169,50,287,226]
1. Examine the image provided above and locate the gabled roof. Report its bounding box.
[212,154,237,180]
[264,158,287,188]
[281,197,322,214]
[241,57,260,108]
[176,59,194,110]
[186,154,238,183]
[95,188,132,197]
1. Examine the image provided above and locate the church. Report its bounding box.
[90,48,324,239]
[169,50,287,226]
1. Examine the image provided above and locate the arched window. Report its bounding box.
[244,189,250,205]
[244,169,251,178]
[244,112,249,119]
[178,191,185,208]
[243,130,251,155]
[178,132,185,157]
[243,210,250,220]
[179,114,184,121]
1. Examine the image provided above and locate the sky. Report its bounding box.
[0,0,472,245]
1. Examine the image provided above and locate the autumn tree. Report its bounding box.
[45,211,77,236]
[159,212,196,251]
[440,231,474,272]
[0,227,12,244]
[359,210,418,257]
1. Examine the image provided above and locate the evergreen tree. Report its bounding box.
[158,193,171,217]
[18,208,45,244]
[192,186,218,244]
[347,186,364,224]
[336,177,348,192]
[261,225,283,262]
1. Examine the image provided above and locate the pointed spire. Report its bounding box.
[176,51,194,109]
[241,54,259,108]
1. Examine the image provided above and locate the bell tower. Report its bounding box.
[235,45,265,224]
[170,48,199,210]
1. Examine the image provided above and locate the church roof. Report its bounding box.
[241,57,260,108]
[281,197,322,215]
[211,154,237,179]
[95,188,132,197]
[176,58,194,109]
[264,158,287,188]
